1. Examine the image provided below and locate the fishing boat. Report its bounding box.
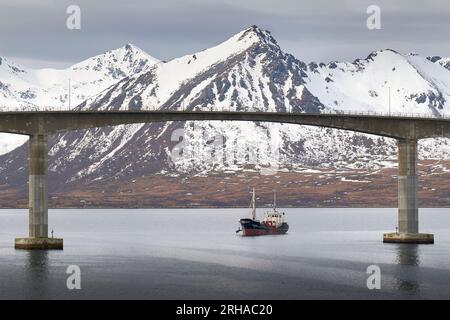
[236,188,289,236]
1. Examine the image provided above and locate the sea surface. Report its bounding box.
[0,208,449,299]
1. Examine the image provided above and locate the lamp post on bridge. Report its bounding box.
[68,78,71,111]
[388,86,391,116]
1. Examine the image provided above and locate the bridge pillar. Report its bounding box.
[383,139,434,244]
[15,134,63,249]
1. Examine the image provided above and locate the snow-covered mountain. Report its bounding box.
[0,43,159,110]
[0,44,159,153]
[1,26,450,193]
[307,50,450,115]
[80,27,321,113]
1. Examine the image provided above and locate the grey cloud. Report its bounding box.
[0,0,449,67]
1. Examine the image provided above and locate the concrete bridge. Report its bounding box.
[1,109,447,249]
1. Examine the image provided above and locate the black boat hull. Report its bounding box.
[239,218,289,236]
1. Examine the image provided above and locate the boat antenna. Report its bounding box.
[252,187,256,220]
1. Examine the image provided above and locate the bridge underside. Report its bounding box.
[1,111,441,248]
[13,135,435,249]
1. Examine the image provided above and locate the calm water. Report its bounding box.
[0,208,449,300]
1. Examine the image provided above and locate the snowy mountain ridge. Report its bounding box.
[1,26,450,191]
[80,26,316,113]
[0,44,159,153]
[0,43,159,110]
[307,49,450,115]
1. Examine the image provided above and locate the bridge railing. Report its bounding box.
[1,105,450,120]
[326,110,449,119]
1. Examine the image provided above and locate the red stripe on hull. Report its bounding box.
[242,227,287,237]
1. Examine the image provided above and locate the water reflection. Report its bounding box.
[395,244,420,266]
[25,250,50,299]
[395,244,420,293]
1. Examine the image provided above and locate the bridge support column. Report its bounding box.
[383,139,434,244]
[15,134,63,249]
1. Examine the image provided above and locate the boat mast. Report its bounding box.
[252,187,256,220]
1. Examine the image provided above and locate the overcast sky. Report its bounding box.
[1,0,450,68]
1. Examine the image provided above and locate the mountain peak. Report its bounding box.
[236,25,280,50]
[109,43,160,65]
[124,43,137,50]
[155,26,282,86]
[172,26,282,68]
[69,44,159,76]
[365,48,401,61]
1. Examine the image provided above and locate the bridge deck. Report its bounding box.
[1,110,450,139]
